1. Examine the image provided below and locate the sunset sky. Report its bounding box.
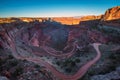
[0,0,119,17]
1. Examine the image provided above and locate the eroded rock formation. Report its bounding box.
[102,6,120,21]
[0,6,120,80]
[100,6,120,28]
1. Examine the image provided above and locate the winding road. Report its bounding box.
[30,43,101,80]
[13,42,101,80]
[5,31,102,80]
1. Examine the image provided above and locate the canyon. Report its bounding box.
[0,6,120,80]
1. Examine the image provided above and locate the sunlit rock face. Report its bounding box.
[80,15,102,21]
[52,17,80,25]
[102,6,120,21]
[52,16,102,25]
[100,6,120,28]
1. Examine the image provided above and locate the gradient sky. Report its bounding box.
[0,0,120,17]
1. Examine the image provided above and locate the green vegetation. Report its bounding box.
[55,58,81,73]
[88,70,96,76]
[98,26,120,37]
[34,64,41,68]
[65,68,72,73]
[8,55,14,59]
[88,50,120,76]
[61,59,76,68]
[0,58,7,66]
[109,50,120,64]
[75,58,80,63]
[12,66,23,76]
[76,50,84,57]
[8,60,18,66]
[56,61,60,66]
[99,64,116,74]
[92,26,98,29]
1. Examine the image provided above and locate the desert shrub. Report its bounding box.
[0,58,7,65]
[98,65,116,74]
[0,58,3,65]
[92,26,97,29]
[22,59,27,62]
[62,59,76,67]
[75,58,80,63]
[71,61,76,67]
[34,64,40,68]
[76,50,84,57]
[65,68,72,73]
[56,61,60,66]
[8,55,14,59]
[109,51,120,64]
[9,60,18,66]
[99,26,120,37]
[88,70,96,76]
[12,66,23,76]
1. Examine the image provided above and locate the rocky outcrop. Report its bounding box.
[100,6,120,28]
[52,17,80,25]
[102,6,120,21]
[80,15,102,21]
[0,19,108,57]
[52,15,102,25]
[91,67,120,80]
[0,6,120,80]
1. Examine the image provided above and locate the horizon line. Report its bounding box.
[0,14,103,18]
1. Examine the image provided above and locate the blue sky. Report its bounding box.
[0,0,120,17]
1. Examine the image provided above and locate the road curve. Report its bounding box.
[6,33,101,80]
[42,36,77,58]
[14,43,101,80]
[2,27,102,80]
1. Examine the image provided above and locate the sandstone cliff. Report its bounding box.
[102,6,120,21]
[100,6,120,28]
[0,15,102,25]
[52,15,102,25]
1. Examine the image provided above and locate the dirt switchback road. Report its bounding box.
[18,43,101,80]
